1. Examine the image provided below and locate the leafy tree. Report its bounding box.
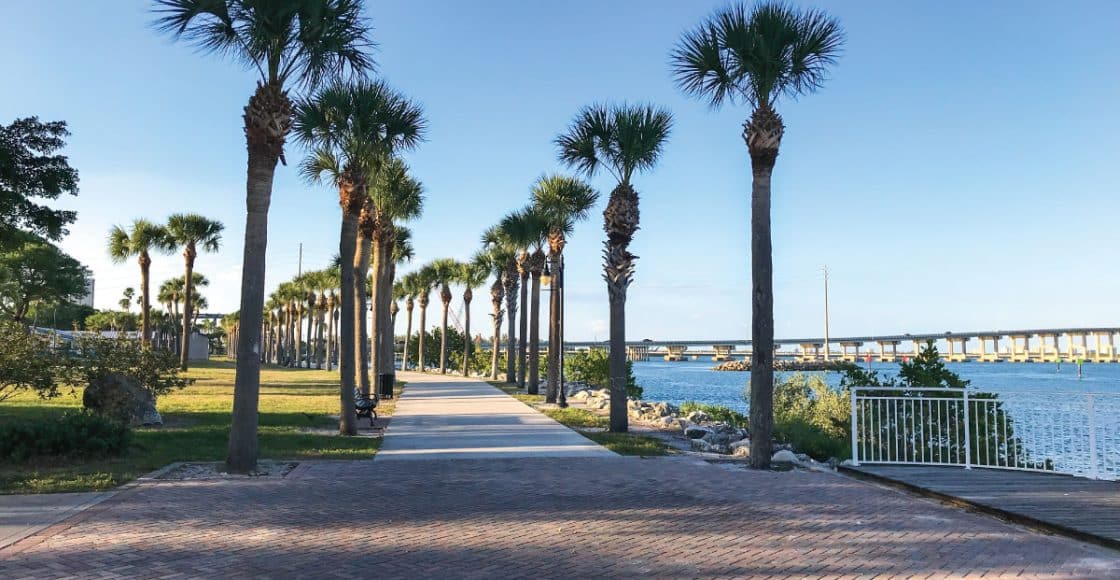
[85,310,139,332]
[0,231,89,322]
[153,0,375,474]
[556,104,673,432]
[672,1,844,468]
[407,326,467,372]
[564,349,641,399]
[0,117,80,244]
[26,301,95,330]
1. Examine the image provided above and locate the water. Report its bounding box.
[632,359,1120,411]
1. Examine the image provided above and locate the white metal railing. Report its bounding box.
[850,387,1120,480]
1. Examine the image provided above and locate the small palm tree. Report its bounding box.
[165,213,223,370]
[457,258,490,377]
[294,80,425,426]
[383,225,415,377]
[481,225,520,383]
[531,175,599,403]
[153,0,374,474]
[107,219,171,347]
[397,271,420,371]
[414,267,436,372]
[671,0,844,467]
[556,103,672,432]
[424,258,461,374]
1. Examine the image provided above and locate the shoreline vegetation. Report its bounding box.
[712,360,858,372]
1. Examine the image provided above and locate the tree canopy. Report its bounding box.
[0,117,80,245]
[0,230,89,322]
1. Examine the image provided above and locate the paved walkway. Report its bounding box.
[2,373,1119,578]
[0,491,115,550]
[376,372,613,460]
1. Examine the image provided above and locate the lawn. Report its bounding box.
[488,380,668,456]
[0,359,396,494]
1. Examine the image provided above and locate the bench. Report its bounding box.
[355,390,378,427]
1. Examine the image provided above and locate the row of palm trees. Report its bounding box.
[154,0,844,472]
[107,213,223,369]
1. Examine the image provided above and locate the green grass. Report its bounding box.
[541,407,608,428]
[0,359,397,494]
[582,432,669,456]
[488,381,545,405]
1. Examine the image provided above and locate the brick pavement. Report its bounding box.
[3,373,1119,578]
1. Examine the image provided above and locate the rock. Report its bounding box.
[773,442,794,453]
[684,426,711,439]
[771,449,799,464]
[840,459,855,467]
[702,431,732,446]
[83,372,162,426]
[730,439,751,451]
[732,445,750,457]
[685,410,710,423]
[569,390,590,401]
[690,439,713,452]
[796,453,811,464]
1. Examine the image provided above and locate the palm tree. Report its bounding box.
[108,219,171,347]
[556,103,673,432]
[414,267,435,372]
[397,271,420,371]
[382,225,415,379]
[501,209,550,394]
[368,160,424,388]
[295,80,425,429]
[481,225,520,383]
[425,258,460,374]
[474,247,508,379]
[457,258,490,377]
[671,1,843,467]
[531,175,599,403]
[165,213,223,370]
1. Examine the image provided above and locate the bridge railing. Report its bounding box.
[850,387,1120,480]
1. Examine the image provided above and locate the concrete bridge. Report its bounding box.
[556,327,1120,363]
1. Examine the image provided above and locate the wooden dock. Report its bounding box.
[841,464,1120,550]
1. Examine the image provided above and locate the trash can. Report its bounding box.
[377,373,395,399]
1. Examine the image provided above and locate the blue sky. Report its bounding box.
[4,0,1119,341]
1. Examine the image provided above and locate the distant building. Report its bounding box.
[78,278,95,307]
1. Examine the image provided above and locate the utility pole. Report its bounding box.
[297,243,303,277]
[823,266,831,361]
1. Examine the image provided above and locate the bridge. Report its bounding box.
[554,327,1120,363]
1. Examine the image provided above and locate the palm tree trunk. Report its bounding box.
[326,301,335,371]
[228,111,285,472]
[316,301,325,370]
[503,265,518,383]
[439,299,450,374]
[139,253,152,348]
[749,153,776,470]
[179,247,196,370]
[337,209,360,435]
[305,299,314,369]
[417,297,428,372]
[375,242,394,383]
[528,272,543,395]
[518,270,529,388]
[402,301,413,371]
[490,279,503,380]
[603,182,640,433]
[356,233,373,395]
[462,291,473,377]
[546,254,562,403]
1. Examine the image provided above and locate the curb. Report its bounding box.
[838,465,1120,553]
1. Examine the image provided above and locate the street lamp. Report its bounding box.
[541,254,567,408]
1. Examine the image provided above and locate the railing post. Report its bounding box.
[1087,394,1098,480]
[850,388,860,466]
[963,390,972,469]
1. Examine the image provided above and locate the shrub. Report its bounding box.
[0,321,66,401]
[773,418,849,461]
[564,349,642,399]
[68,335,192,399]
[746,372,851,461]
[0,411,131,463]
[679,401,748,428]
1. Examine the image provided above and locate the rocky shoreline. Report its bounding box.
[567,384,842,469]
[712,360,856,372]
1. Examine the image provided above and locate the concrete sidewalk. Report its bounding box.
[0,491,115,550]
[375,372,615,460]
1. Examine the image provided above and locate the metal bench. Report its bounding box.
[354,389,378,427]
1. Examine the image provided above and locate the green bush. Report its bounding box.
[773,418,849,461]
[746,372,851,461]
[0,321,66,401]
[0,411,131,463]
[564,349,642,399]
[69,335,192,399]
[679,401,748,428]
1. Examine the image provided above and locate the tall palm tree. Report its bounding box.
[556,103,673,432]
[414,266,435,372]
[295,80,425,429]
[354,198,376,392]
[474,247,508,379]
[381,225,415,379]
[457,258,490,377]
[154,0,375,474]
[501,209,550,394]
[671,1,843,467]
[481,225,520,383]
[107,219,172,347]
[165,214,223,370]
[531,175,599,403]
[323,266,340,371]
[397,271,420,371]
[425,258,460,374]
[157,278,180,351]
[369,160,425,388]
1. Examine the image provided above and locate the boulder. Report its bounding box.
[730,439,751,451]
[83,372,162,426]
[771,449,799,464]
[684,425,711,439]
[690,439,714,453]
[732,445,750,457]
[685,410,710,423]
